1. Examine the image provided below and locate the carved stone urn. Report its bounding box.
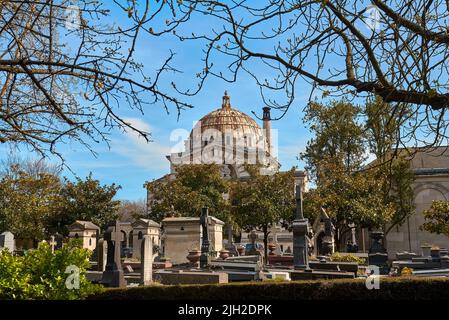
[219,249,230,260]
[186,249,201,265]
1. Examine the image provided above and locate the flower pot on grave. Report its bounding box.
[219,249,230,260]
[186,249,201,265]
[268,243,276,255]
[237,245,245,256]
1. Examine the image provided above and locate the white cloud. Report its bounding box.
[111,118,172,173]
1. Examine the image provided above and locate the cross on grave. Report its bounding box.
[101,220,126,288]
[49,236,57,253]
[293,184,310,270]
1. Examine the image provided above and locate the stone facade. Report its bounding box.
[68,220,100,251]
[162,216,224,264]
[131,218,160,260]
[386,147,449,258]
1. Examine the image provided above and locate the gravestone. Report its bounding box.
[0,231,15,252]
[225,225,238,257]
[101,221,126,288]
[141,235,153,285]
[247,230,260,256]
[54,233,64,250]
[322,211,335,255]
[293,185,310,269]
[97,239,107,272]
[200,207,211,268]
[273,233,282,256]
[49,236,57,253]
[368,231,389,274]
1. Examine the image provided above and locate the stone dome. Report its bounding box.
[190,91,265,144]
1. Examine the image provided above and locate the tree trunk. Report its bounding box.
[263,226,269,264]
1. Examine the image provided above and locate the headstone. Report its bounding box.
[273,233,282,256]
[54,233,64,250]
[141,235,153,285]
[421,244,432,259]
[247,230,260,256]
[368,231,389,274]
[200,207,211,268]
[225,225,238,256]
[97,239,107,272]
[101,221,126,288]
[321,208,335,255]
[293,185,310,269]
[0,232,15,252]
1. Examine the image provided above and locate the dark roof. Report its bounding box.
[68,220,100,231]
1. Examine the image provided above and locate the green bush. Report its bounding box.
[0,240,103,300]
[89,277,449,300]
[329,252,366,264]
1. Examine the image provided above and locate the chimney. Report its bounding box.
[262,107,271,155]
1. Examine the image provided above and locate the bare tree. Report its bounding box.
[147,0,449,151]
[0,150,61,178]
[0,0,191,158]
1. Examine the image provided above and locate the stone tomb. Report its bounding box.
[68,220,100,251]
[162,216,224,265]
[154,270,228,285]
[131,218,160,260]
[0,231,15,252]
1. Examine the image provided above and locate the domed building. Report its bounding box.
[168,91,284,179]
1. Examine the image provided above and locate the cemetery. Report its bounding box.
[2,1,449,304]
[2,181,449,300]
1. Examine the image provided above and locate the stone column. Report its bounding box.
[200,207,211,268]
[293,184,310,269]
[141,235,153,286]
[97,239,107,272]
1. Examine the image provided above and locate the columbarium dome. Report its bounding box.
[190,91,266,148]
[168,91,280,179]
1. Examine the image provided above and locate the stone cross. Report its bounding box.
[293,184,310,269]
[101,221,126,287]
[49,236,57,253]
[141,235,153,285]
[200,206,211,268]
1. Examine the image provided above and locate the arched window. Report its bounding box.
[89,238,92,246]
[74,233,79,239]
[138,231,143,240]
[129,231,133,248]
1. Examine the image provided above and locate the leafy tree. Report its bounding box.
[230,166,296,260]
[301,98,414,249]
[301,100,366,179]
[0,240,102,299]
[364,97,415,235]
[145,164,230,222]
[48,173,121,234]
[421,201,449,237]
[0,167,61,246]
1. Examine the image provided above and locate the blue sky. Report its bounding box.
[0,3,315,201]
